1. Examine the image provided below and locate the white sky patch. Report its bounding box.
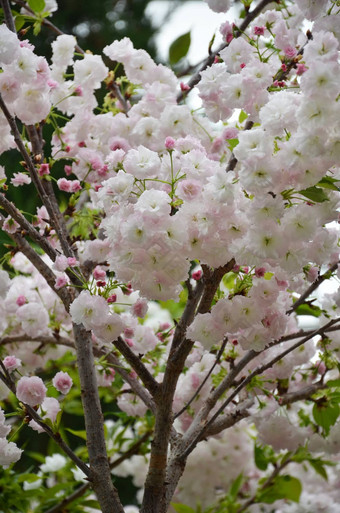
[146,1,237,65]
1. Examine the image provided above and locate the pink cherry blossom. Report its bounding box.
[16,376,47,406]
[3,355,22,372]
[52,371,73,394]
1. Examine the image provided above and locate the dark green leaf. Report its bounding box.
[298,186,329,203]
[309,460,328,481]
[326,379,340,388]
[295,303,322,317]
[254,444,269,471]
[313,401,339,435]
[229,473,243,500]
[169,31,191,65]
[317,176,340,191]
[257,475,302,504]
[28,0,46,12]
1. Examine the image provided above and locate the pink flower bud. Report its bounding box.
[38,163,50,177]
[16,295,26,306]
[107,294,117,303]
[165,137,175,150]
[93,266,106,280]
[255,267,266,278]
[192,269,202,281]
[123,283,133,296]
[254,26,265,36]
[64,165,72,175]
[296,63,308,75]
[3,355,21,372]
[180,82,190,92]
[55,275,68,289]
[16,376,47,406]
[74,86,83,96]
[52,371,73,394]
[96,280,106,287]
[67,257,78,267]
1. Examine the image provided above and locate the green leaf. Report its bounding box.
[28,0,46,12]
[229,473,243,500]
[254,444,270,471]
[295,303,322,317]
[313,401,339,435]
[317,176,340,191]
[257,475,302,504]
[223,271,236,290]
[309,459,328,481]
[171,503,196,513]
[228,138,239,151]
[16,473,42,483]
[238,110,248,123]
[65,428,87,441]
[326,379,340,387]
[298,186,329,203]
[169,31,191,65]
[14,15,25,31]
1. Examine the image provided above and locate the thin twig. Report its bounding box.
[236,458,292,513]
[174,338,228,419]
[0,212,72,309]
[176,0,276,102]
[44,430,152,513]
[114,336,159,397]
[0,192,57,261]
[200,317,340,442]
[11,0,85,54]
[287,261,339,314]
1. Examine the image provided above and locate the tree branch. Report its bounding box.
[201,317,340,441]
[176,0,276,102]
[114,336,159,397]
[1,0,16,32]
[44,430,152,513]
[0,192,57,261]
[174,338,228,419]
[287,261,339,314]
[197,259,235,314]
[0,212,72,309]
[72,323,124,513]
[0,335,157,413]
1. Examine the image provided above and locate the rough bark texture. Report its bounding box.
[73,324,124,513]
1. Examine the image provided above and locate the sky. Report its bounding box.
[146,1,237,65]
